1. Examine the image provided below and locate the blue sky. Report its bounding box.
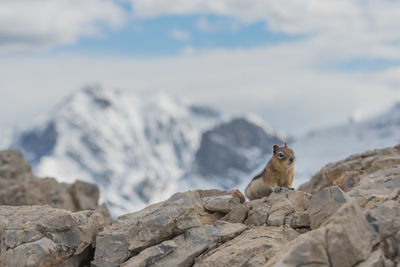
[1,0,400,134]
[54,15,303,57]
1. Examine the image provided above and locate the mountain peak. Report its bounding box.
[10,87,224,215]
[81,85,118,109]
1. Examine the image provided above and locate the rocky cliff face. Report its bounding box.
[0,146,399,266]
[93,145,400,266]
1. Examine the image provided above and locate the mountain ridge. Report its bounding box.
[2,86,399,215]
[3,86,285,216]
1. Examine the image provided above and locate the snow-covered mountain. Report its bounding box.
[9,87,222,215]
[293,102,400,187]
[4,86,398,216]
[3,86,285,216]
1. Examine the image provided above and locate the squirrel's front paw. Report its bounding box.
[273,187,282,193]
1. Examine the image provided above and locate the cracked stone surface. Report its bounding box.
[307,186,350,229]
[122,221,248,267]
[92,190,243,267]
[269,145,400,266]
[1,145,400,266]
[0,205,104,267]
[194,226,299,267]
[245,188,311,229]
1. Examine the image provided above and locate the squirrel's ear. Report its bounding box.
[284,142,287,148]
[273,144,280,154]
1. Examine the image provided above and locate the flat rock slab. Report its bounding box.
[194,226,298,267]
[0,205,104,267]
[93,190,244,267]
[202,194,242,213]
[245,189,311,229]
[122,221,248,267]
[308,186,350,229]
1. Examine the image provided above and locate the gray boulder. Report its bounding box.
[245,188,311,229]
[194,226,299,267]
[122,221,247,267]
[0,205,104,267]
[0,150,108,215]
[307,186,350,229]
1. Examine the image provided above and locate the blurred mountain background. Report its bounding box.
[1,86,399,216]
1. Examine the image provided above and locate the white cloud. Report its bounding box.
[1,0,400,135]
[170,29,191,41]
[0,0,125,53]
[130,0,400,62]
[0,44,399,134]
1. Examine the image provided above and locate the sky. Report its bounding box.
[1,0,400,135]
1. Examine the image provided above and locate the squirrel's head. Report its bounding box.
[272,142,295,170]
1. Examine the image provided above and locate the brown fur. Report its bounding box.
[245,143,295,200]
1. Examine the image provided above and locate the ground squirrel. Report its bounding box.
[245,142,295,200]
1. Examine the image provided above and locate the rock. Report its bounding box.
[307,186,350,229]
[202,192,243,213]
[194,226,298,267]
[94,146,400,267]
[122,221,247,267]
[245,188,311,230]
[0,177,77,211]
[96,203,114,225]
[120,240,177,267]
[299,145,400,194]
[355,249,394,267]
[0,150,32,184]
[364,200,400,242]
[220,204,249,223]
[198,189,245,203]
[0,150,106,215]
[272,202,378,267]
[2,146,400,267]
[348,168,400,208]
[69,180,100,210]
[0,205,104,267]
[92,190,242,267]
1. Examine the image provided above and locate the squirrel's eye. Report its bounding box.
[278,152,285,159]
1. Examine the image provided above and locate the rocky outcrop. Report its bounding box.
[92,145,400,266]
[0,150,106,214]
[0,145,399,266]
[299,145,400,194]
[0,205,104,266]
[92,189,247,266]
[122,221,248,267]
[193,226,298,267]
[272,145,400,266]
